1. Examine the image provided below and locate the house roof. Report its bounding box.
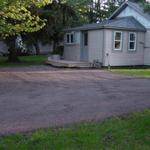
[64,16,146,32]
[109,1,150,20]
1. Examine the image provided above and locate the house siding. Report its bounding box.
[0,41,53,55]
[64,31,81,61]
[63,2,150,67]
[39,43,53,54]
[88,30,104,63]
[64,44,81,61]
[116,5,150,65]
[117,6,150,28]
[144,29,150,65]
[0,41,8,55]
[31,42,53,55]
[103,29,145,66]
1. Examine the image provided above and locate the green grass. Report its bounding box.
[0,55,47,67]
[111,69,150,78]
[0,110,150,150]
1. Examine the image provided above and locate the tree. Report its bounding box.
[86,0,126,23]
[0,0,50,62]
[23,0,79,54]
[20,0,126,56]
[142,0,150,13]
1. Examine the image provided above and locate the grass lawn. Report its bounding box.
[111,69,150,78]
[0,110,150,150]
[0,55,47,67]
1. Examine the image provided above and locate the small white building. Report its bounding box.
[0,41,9,56]
[0,41,53,56]
[64,1,150,66]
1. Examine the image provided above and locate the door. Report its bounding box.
[81,32,88,61]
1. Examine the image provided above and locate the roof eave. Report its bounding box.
[64,27,104,32]
[109,1,150,21]
[64,26,146,32]
[104,26,146,32]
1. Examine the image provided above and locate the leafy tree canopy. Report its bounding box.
[129,0,150,13]
[0,0,51,38]
[0,0,51,62]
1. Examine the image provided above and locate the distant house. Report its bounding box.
[0,41,9,56]
[0,40,53,56]
[64,1,150,66]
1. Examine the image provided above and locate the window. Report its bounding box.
[114,31,122,50]
[84,32,88,46]
[67,34,70,43]
[129,32,136,51]
[66,33,74,44]
[71,34,74,43]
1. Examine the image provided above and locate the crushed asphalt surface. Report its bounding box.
[0,66,150,135]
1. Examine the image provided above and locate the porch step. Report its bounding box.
[46,59,91,68]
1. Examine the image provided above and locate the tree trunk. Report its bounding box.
[8,48,19,62]
[7,36,19,62]
[34,42,40,55]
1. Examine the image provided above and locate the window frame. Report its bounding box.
[114,31,123,51]
[128,32,136,51]
[66,34,70,43]
[83,32,88,46]
[66,32,74,44]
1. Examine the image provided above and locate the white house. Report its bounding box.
[0,40,53,56]
[64,1,150,67]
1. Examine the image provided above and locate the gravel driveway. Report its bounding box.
[0,67,150,135]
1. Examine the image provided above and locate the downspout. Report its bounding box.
[79,31,82,61]
[102,29,111,69]
[102,29,105,67]
[106,53,111,70]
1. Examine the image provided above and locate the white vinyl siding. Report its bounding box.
[88,30,104,63]
[64,31,81,61]
[104,30,145,66]
[0,41,8,55]
[66,33,74,44]
[128,32,136,51]
[114,31,122,51]
[113,4,150,65]
[144,29,150,65]
[117,6,150,28]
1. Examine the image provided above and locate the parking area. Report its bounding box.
[0,69,150,135]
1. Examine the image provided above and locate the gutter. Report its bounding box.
[64,26,146,32]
